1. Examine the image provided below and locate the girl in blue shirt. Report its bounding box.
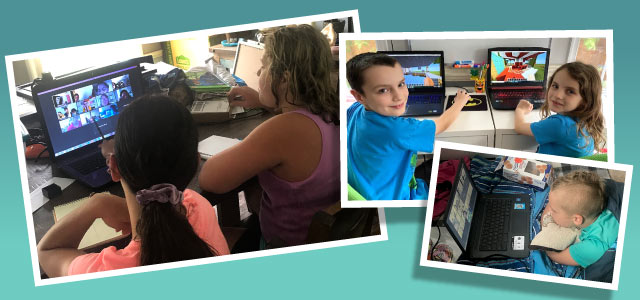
[514,62,605,158]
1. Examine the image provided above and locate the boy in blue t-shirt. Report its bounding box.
[346,52,470,200]
[542,171,618,267]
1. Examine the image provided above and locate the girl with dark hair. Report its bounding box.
[37,95,229,277]
[120,89,131,100]
[199,25,339,247]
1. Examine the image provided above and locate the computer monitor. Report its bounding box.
[488,48,550,86]
[33,60,144,158]
[381,51,445,90]
[232,41,264,90]
[444,162,478,251]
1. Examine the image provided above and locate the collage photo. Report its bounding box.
[2,5,638,300]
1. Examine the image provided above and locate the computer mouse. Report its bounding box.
[25,144,48,159]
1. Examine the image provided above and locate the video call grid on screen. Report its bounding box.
[489,51,548,84]
[446,164,477,250]
[385,53,443,89]
[37,66,138,156]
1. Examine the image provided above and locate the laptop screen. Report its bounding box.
[381,51,444,90]
[445,162,478,251]
[232,42,264,90]
[35,62,143,157]
[489,48,549,85]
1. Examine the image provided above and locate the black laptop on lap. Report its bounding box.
[32,59,144,188]
[443,160,531,259]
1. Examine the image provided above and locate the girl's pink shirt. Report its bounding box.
[67,189,230,275]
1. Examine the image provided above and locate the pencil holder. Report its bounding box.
[474,78,485,93]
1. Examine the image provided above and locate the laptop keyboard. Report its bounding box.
[409,94,442,104]
[69,152,106,175]
[479,198,511,251]
[191,101,205,112]
[492,90,545,103]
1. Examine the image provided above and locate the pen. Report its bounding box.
[93,117,107,140]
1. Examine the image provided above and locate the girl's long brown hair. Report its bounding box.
[263,24,339,125]
[540,62,605,151]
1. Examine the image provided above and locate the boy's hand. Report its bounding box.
[516,99,534,115]
[453,89,470,107]
[228,86,261,109]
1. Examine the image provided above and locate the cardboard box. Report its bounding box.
[169,37,211,70]
[496,157,552,189]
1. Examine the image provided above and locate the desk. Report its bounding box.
[492,107,541,152]
[416,88,495,148]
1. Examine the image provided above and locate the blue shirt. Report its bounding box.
[347,102,436,200]
[530,114,594,158]
[569,209,618,268]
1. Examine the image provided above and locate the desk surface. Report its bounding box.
[415,87,495,136]
[492,106,542,132]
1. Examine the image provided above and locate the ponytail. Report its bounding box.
[137,202,215,265]
[115,95,217,265]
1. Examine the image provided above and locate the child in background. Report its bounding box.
[37,95,229,277]
[199,25,339,248]
[542,171,618,267]
[514,62,605,158]
[346,52,469,200]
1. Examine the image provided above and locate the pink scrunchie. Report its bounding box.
[135,184,183,206]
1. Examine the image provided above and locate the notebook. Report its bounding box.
[53,194,126,250]
[198,134,241,160]
[444,160,531,259]
[486,47,550,110]
[31,58,145,188]
[379,51,446,116]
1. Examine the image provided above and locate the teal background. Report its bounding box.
[0,0,637,298]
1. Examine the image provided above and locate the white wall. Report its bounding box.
[389,38,573,65]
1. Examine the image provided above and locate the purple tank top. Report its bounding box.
[258,109,339,246]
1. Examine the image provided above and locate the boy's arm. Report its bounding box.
[546,248,580,266]
[514,100,534,136]
[434,90,469,134]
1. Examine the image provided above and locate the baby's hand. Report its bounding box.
[515,100,533,114]
[454,89,470,106]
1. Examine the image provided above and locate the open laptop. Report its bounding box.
[32,59,144,188]
[487,47,550,110]
[380,51,446,116]
[443,160,531,259]
[190,41,263,117]
[232,41,264,91]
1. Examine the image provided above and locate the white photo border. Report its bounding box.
[419,140,631,290]
[339,30,614,208]
[5,9,390,287]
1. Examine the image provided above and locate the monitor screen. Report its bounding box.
[384,52,443,89]
[232,42,264,90]
[489,50,548,84]
[445,163,477,251]
[35,63,143,157]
